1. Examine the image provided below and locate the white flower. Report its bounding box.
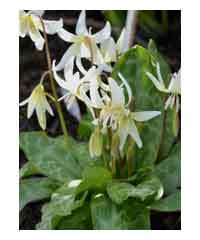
[98,73,161,150]
[55,10,111,70]
[19,10,63,50]
[146,62,181,112]
[19,83,54,130]
[116,28,127,55]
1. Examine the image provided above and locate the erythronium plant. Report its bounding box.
[19,10,181,230]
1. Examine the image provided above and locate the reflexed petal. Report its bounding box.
[90,79,104,108]
[64,57,75,81]
[132,111,161,122]
[76,10,88,35]
[29,28,45,50]
[42,18,63,34]
[52,60,67,89]
[128,120,142,148]
[146,71,166,92]
[93,21,111,43]
[58,28,77,42]
[108,77,125,107]
[100,37,117,62]
[117,28,127,54]
[156,62,165,86]
[55,44,80,71]
[19,97,29,106]
[92,44,104,65]
[118,73,132,105]
[29,10,45,17]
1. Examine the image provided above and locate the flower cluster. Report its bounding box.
[19,10,181,158]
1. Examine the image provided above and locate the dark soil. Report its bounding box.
[19,10,181,230]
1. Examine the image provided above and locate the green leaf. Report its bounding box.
[36,183,88,229]
[19,177,60,211]
[76,166,112,194]
[103,10,126,30]
[112,45,164,168]
[56,204,92,230]
[20,132,91,183]
[90,195,150,229]
[151,190,181,212]
[78,112,94,140]
[107,176,163,205]
[19,162,41,179]
[154,143,181,195]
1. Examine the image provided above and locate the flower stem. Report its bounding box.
[40,17,69,143]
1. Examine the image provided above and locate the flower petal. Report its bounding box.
[132,111,161,122]
[42,18,63,34]
[117,28,127,54]
[128,120,142,148]
[76,56,88,75]
[19,97,29,106]
[90,79,104,108]
[55,43,80,71]
[100,37,117,62]
[29,28,45,51]
[165,95,172,110]
[118,73,132,105]
[93,21,111,43]
[146,71,166,92]
[108,77,125,107]
[64,57,74,81]
[27,99,36,119]
[76,10,88,35]
[29,10,45,17]
[36,105,46,130]
[52,60,67,89]
[58,28,77,42]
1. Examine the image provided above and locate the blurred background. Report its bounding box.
[19,10,181,229]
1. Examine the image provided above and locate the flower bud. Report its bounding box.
[89,127,103,158]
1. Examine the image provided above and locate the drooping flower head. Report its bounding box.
[55,10,111,71]
[146,62,181,112]
[19,10,63,50]
[19,83,54,130]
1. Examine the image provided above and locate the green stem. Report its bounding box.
[40,17,69,144]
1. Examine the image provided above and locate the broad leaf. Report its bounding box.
[112,45,164,168]
[151,190,181,212]
[107,176,163,205]
[36,183,88,230]
[90,195,150,230]
[20,132,91,183]
[19,177,60,211]
[56,204,92,230]
[19,162,41,179]
[154,143,181,195]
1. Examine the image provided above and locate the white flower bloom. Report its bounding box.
[146,63,181,112]
[55,10,111,70]
[98,74,161,150]
[19,83,54,130]
[116,28,127,55]
[19,10,63,51]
